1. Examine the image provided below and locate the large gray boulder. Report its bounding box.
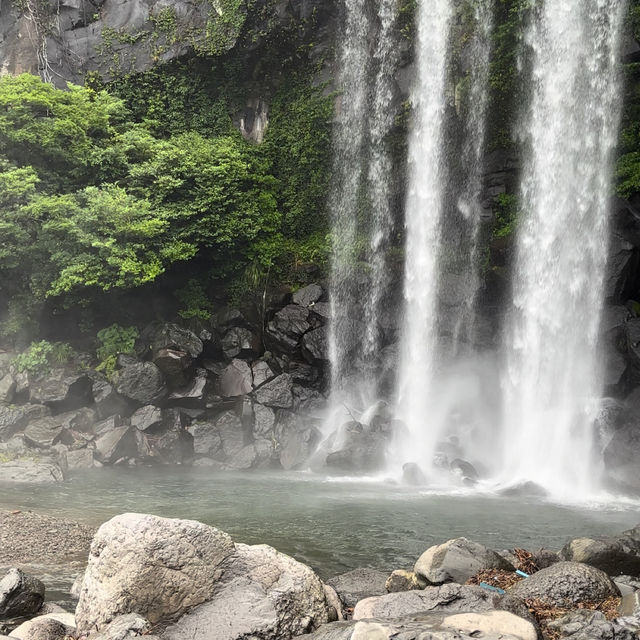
[139,322,203,360]
[325,422,389,474]
[0,374,16,406]
[301,328,329,363]
[115,362,167,405]
[86,613,150,640]
[92,378,131,420]
[75,513,235,633]
[560,537,640,576]
[218,360,253,397]
[507,562,619,607]
[162,543,332,640]
[29,371,93,413]
[292,284,324,307]
[9,613,76,640]
[0,459,64,483]
[0,569,45,619]
[266,306,311,352]
[94,427,137,464]
[221,328,259,360]
[254,374,294,409]
[0,404,50,440]
[294,611,538,640]
[547,609,637,640]
[326,569,388,609]
[352,583,534,626]
[604,424,640,491]
[414,537,514,585]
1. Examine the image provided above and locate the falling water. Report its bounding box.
[327,0,371,396]
[501,0,627,497]
[328,0,399,414]
[395,0,454,464]
[452,1,495,352]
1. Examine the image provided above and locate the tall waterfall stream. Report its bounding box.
[327,0,629,500]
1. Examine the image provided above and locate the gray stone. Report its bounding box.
[277,415,321,471]
[94,426,137,464]
[75,513,235,633]
[252,403,276,437]
[216,411,245,458]
[153,348,192,388]
[147,323,203,359]
[115,362,167,405]
[0,375,16,405]
[507,561,619,607]
[92,378,131,420]
[0,568,45,618]
[66,448,95,470]
[251,361,275,389]
[560,537,640,576]
[9,613,75,640]
[162,543,331,640]
[292,284,324,307]
[296,611,538,640]
[353,583,534,626]
[23,416,65,448]
[0,459,64,483]
[187,421,222,456]
[221,327,259,360]
[619,592,640,616]
[29,371,93,412]
[604,425,640,491]
[88,613,150,640]
[547,609,636,640]
[325,422,389,474]
[0,404,50,441]
[301,327,328,363]
[385,570,428,593]
[326,568,389,609]
[254,374,294,408]
[130,405,163,432]
[167,369,210,407]
[267,306,311,351]
[414,537,514,585]
[94,415,123,436]
[218,359,253,397]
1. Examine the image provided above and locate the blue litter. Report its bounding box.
[479,582,506,594]
[515,570,530,578]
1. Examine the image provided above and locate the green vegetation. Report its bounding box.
[492,192,519,240]
[96,324,139,378]
[0,67,333,344]
[12,340,75,375]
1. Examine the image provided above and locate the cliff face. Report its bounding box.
[0,0,336,87]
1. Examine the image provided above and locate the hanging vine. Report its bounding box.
[14,0,58,83]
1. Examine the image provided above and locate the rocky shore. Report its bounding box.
[0,510,639,640]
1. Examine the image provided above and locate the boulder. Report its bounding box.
[0,404,50,440]
[352,583,533,625]
[266,306,311,351]
[254,374,294,409]
[136,410,193,464]
[560,537,640,576]
[87,613,150,640]
[162,543,331,640]
[9,613,75,640]
[0,459,64,483]
[187,420,222,457]
[604,424,640,491]
[385,570,428,593]
[94,427,137,464]
[94,415,123,436]
[414,538,514,585]
[301,328,329,363]
[296,611,538,640]
[0,569,45,618]
[75,513,235,633]
[292,284,324,307]
[213,308,245,330]
[29,372,93,413]
[620,592,640,616]
[251,361,275,388]
[218,360,253,397]
[66,448,95,470]
[130,405,163,432]
[0,374,16,405]
[325,422,389,473]
[153,348,192,388]
[23,416,66,449]
[276,413,321,470]
[326,568,388,609]
[547,609,636,640]
[115,363,167,405]
[138,322,203,360]
[402,463,427,486]
[221,328,260,360]
[167,369,211,407]
[252,403,276,437]
[92,378,131,420]
[292,385,326,415]
[507,561,619,607]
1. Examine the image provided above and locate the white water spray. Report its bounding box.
[501,0,627,497]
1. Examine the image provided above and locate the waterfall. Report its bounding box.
[501,0,627,497]
[328,0,399,418]
[395,0,454,464]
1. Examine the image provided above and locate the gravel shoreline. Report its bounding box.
[0,509,94,568]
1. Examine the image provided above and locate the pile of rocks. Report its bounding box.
[2,515,640,640]
[0,285,332,481]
